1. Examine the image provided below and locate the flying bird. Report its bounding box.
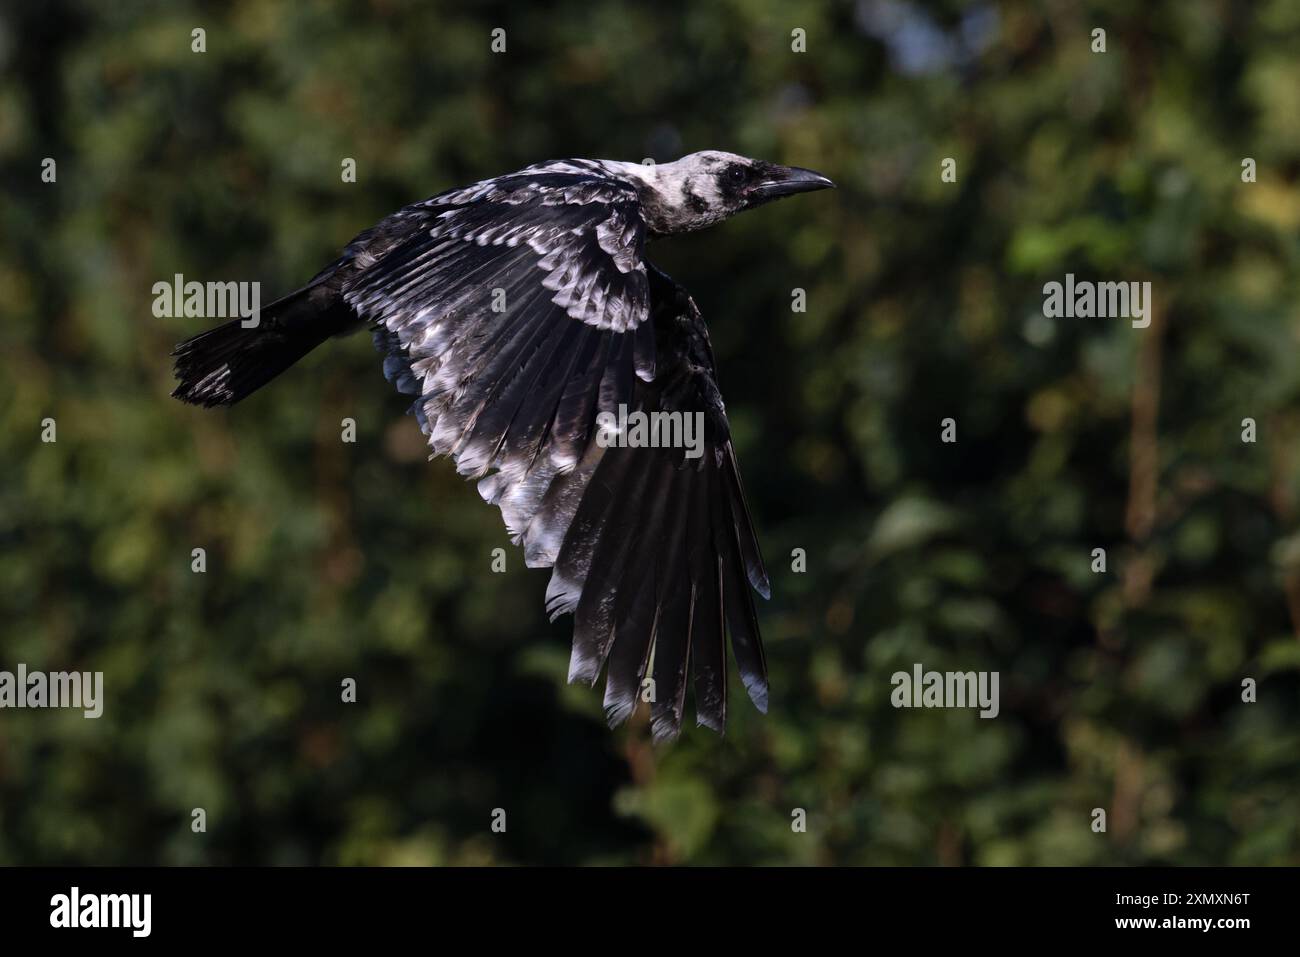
[171,151,834,740]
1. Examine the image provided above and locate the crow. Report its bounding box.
[171,151,834,740]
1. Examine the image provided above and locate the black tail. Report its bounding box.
[171,285,354,407]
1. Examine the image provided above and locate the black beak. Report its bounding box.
[748,164,836,202]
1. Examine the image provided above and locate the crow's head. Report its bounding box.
[625,150,834,235]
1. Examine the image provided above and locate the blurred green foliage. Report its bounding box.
[2,0,1299,865]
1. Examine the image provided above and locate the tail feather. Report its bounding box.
[171,285,352,407]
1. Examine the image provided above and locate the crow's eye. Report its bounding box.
[726,166,748,185]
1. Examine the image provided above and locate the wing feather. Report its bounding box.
[353,162,770,737]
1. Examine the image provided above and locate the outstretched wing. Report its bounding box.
[361,166,770,738]
[536,266,771,740]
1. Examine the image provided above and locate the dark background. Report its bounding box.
[2,0,1298,865]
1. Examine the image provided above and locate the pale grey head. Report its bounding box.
[604,150,835,236]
